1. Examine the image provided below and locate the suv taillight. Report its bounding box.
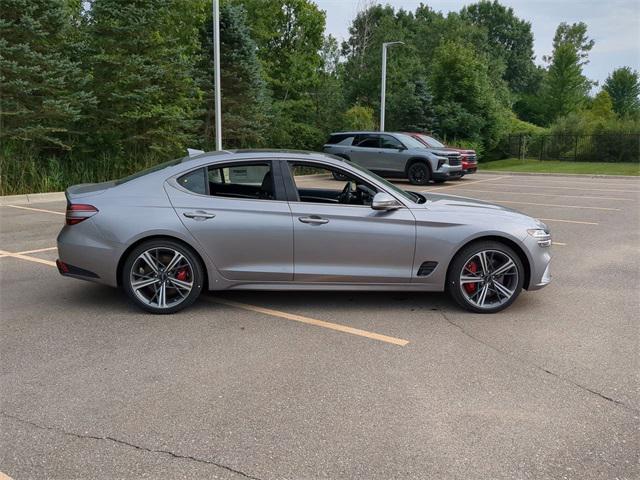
[66,204,98,225]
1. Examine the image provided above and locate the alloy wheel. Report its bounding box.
[459,249,519,309]
[129,247,194,309]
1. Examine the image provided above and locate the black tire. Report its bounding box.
[446,240,524,314]
[407,162,431,185]
[332,171,348,181]
[122,239,204,314]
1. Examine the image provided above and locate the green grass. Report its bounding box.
[481,158,640,176]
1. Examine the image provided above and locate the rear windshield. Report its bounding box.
[115,158,184,185]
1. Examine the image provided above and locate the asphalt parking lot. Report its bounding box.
[1,172,639,479]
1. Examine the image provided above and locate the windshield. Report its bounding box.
[347,161,423,204]
[394,133,428,150]
[418,134,445,148]
[115,158,184,185]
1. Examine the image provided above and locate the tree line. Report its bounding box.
[1,0,639,193]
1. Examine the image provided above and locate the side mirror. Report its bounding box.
[371,192,402,211]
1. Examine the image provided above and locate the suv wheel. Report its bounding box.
[446,241,524,313]
[407,162,430,185]
[122,239,204,314]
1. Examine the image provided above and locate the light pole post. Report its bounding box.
[213,0,222,150]
[380,41,404,132]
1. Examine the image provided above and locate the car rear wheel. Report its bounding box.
[407,162,431,185]
[122,239,204,314]
[447,241,524,313]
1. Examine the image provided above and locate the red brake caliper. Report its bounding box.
[464,261,478,294]
[176,268,188,282]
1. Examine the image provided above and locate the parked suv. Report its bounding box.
[323,132,463,185]
[407,132,478,176]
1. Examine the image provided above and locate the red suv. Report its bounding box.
[405,133,478,176]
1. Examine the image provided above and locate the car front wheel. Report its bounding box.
[122,239,204,314]
[407,162,431,185]
[447,241,524,313]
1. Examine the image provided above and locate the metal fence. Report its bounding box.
[507,134,640,163]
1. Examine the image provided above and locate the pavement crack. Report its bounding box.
[0,411,262,480]
[436,309,638,414]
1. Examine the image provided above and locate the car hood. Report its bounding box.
[421,193,540,226]
[444,146,476,155]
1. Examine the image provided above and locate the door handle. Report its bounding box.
[299,215,329,225]
[183,210,216,220]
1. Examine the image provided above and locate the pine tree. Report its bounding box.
[541,23,594,124]
[199,2,269,149]
[0,0,94,151]
[603,67,640,118]
[88,0,204,156]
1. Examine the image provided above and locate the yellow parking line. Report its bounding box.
[0,250,409,346]
[488,199,620,211]
[479,183,638,194]
[424,175,507,191]
[4,204,65,215]
[1,471,15,480]
[539,218,598,225]
[16,246,58,255]
[0,249,57,267]
[552,242,567,246]
[209,297,409,346]
[450,188,633,202]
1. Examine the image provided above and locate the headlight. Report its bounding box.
[434,155,448,169]
[527,228,552,247]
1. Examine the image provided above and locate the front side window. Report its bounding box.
[288,163,378,206]
[380,135,404,149]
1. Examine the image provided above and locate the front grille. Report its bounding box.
[417,261,438,277]
[466,154,477,162]
[447,155,461,166]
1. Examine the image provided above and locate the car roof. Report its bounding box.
[182,149,347,167]
[329,131,401,136]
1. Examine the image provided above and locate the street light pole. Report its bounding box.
[380,41,404,132]
[213,0,222,150]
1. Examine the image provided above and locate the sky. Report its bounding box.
[314,0,640,87]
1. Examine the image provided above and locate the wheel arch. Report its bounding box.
[405,156,432,175]
[446,235,532,290]
[116,234,209,289]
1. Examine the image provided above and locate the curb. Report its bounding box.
[0,191,66,206]
[474,171,640,180]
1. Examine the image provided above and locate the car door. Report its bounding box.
[349,134,383,171]
[165,160,294,281]
[284,161,416,283]
[379,134,408,174]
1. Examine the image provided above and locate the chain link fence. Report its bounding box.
[507,134,640,163]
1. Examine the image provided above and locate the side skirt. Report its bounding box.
[221,282,442,292]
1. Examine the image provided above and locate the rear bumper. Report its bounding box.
[57,221,120,287]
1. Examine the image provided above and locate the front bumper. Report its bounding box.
[524,236,552,290]
[433,164,463,180]
[462,161,477,174]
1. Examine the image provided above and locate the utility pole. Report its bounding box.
[380,41,404,132]
[213,0,222,150]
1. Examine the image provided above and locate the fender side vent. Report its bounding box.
[417,261,438,277]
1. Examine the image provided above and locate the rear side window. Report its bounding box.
[177,168,207,195]
[355,135,380,148]
[326,134,354,145]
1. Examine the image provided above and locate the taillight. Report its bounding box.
[66,204,98,225]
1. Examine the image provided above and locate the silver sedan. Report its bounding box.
[57,150,552,314]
